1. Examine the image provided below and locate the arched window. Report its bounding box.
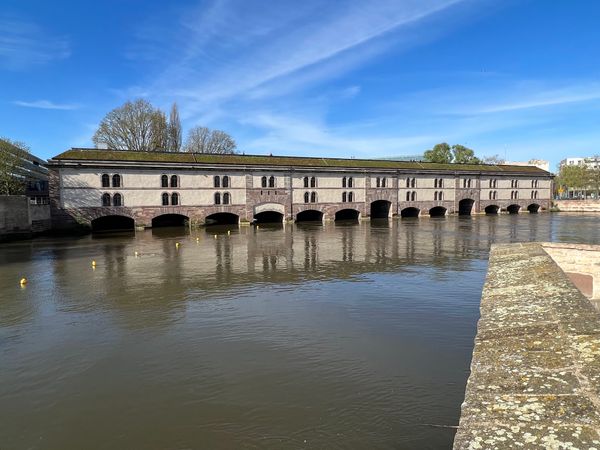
[342,177,347,188]
[304,192,309,203]
[113,193,122,206]
[112,174,121,188]
[214,176,221,188]
[348,192,354,202]
[214,192,221,204]
[311,191,317,203]
[515,180,519,189]
[342,191,347,202]
[348,177,353,188]
[303,176,309,188]
[406,177,410,188]
[489,179,493,188]
[161,175,169,188]
[376,177,380,188]
[411,191,416,201]
[463,179,467,188]
[434,191,438,201]
[171,193,179,206]
[223,192,230,204]
[439,191,443,201]
[382,177,387,188]
[310,177,316,188]
[102,193,111,206]
[261,176,267,188]
[410,178,415,188]
[434,179,438,189]
[439,178,443,188]
[162,193,169,205]
[489,191,493,200]
[468,179,472,188]
[222,176,229,188]
[269,176,275,188]
[406,191,410,201]
[170,175,178,188]
[101,174,110,187]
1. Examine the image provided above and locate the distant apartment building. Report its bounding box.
[559,156,600,169]
[503,159,551,172]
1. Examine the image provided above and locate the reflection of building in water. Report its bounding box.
[47,149,554,233]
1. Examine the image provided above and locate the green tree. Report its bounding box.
[167,103,182,152]
[423,142,452,163]
[556,164,588,197]
[0,138,29,195]
[452,144,480,164]
[585,158,600,198]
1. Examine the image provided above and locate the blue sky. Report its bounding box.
[2,0,600,169]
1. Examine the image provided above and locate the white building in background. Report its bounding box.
[503,159,551,172]
[559,156,600,169]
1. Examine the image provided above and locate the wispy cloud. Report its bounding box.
[13,100,80,110]
[0,14,70,70]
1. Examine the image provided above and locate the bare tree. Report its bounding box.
[93,99,166,151]
[184,126,237,154]
[481,154,506,165]
[0,138,29,195]
[167,103,182,152]
[150,110,168,151]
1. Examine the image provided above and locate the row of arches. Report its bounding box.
[91,201,542,232]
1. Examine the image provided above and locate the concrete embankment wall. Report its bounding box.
[453,242,600,449]
[555,200,600,212]
[0,195,51,240]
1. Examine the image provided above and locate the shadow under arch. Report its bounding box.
[152,214,189,228]
[91,215,135,233]
[400,207,420,218]
[485,205,500,215]
[507,204,521,214]
[254,210,284,224]
[370,200,391,219]
[335,209,360,222]
[205,212,239,226]
[458,198,475,216]
[296,210,323,223]
[429,206,447,217]
[527,203,540,213]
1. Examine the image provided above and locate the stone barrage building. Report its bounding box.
[47,148,553,231]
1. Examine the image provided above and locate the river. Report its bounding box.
[2,214,600,449]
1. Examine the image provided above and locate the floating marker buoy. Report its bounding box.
[20,277,27,286]
[91,260,97,267]
[214,234,217,239]
[257,225,260,229]
[227,230,231,235]
[196,237,200,242]
[175,242,180,248]
[134,251,139,257]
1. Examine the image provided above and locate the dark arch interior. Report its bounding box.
[152,214,189,228]
[458,199,475,216]
[429,206,447,217]
[91,215,134,233]
[254,211,284,224]
[296,210,323,222]
[485,205,499,215]
[370,200,391,219]
[335,209,359,221]
[400,207,420,218]
[507,204,520,214]
[527,203,540,213]
[205,212,239,226]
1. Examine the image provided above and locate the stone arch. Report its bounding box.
[253,202,285,224]
[370,200,391,219]
[152,213,189,228]
[335,209,360,221]
[400,207,420,218]
[429,206,447,217]
[458,198,475,216]
[527,203,540,213]
[91,215,135,233]
[485,205,500,215]
[507,204,521,214]
[205,212,239,226]
[296,209,323,223]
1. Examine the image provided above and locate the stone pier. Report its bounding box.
[454,242,600,449]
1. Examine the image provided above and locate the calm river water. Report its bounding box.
[2,214,600,449]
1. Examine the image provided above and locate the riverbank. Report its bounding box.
[554,199,600,212]
[454,242,600,449]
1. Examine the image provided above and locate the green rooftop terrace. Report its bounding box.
[50,148,551,175]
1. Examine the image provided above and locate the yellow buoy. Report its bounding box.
[175,242,180,248]
[196,237,200,242]
[91,260,97,267]
[227,230,231,235]
[257,225,260,229]
[214,234,217,239]
[134,251,139,257]
[19,277,27,286]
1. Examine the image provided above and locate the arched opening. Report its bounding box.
[152,214,189,228]
[205,212,239,226]
[400,207,420,218]
[527,203,540,213]
[296,210,323,223]
[507,204,520,215]
[335,209,359,222]
[370,200,391,219]
[458,198,474,216]
[429,206,447,217]
[254,211,284,224]
[485,205,499,215]
[91,215,134,233]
